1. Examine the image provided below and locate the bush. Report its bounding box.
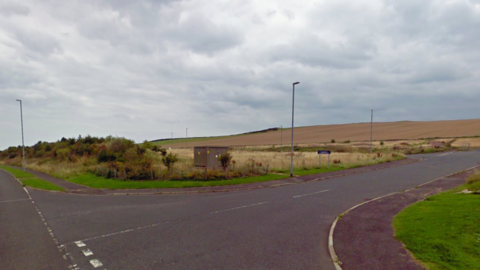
[152,146,167,156]
[331,139,336,143]
[217,153,232,171]
[98,150,117,163]
[142,140,153,150]
[380,141,384,146]
[343,140,351,144]
[162,153,179,171]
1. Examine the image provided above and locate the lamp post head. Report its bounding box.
[293,82,300,85]
[16,99,21,102]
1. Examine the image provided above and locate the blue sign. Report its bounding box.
[317,150,331,154]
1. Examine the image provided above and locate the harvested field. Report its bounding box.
[161,119,480,148]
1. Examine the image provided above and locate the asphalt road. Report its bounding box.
[1,150,479,270]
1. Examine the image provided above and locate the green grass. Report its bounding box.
[67,173,290,189]
[393,186,480,270]
[0,166,64,191]
[466,172,480,192]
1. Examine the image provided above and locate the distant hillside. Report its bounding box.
[158,119,480,148]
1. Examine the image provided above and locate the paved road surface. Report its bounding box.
[0,170,69,270]
[1,150,479,269]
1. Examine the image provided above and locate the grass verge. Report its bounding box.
[67,173,290,189]
[466,171,480,192]
[0,165,64,191]
[393,185,480,270]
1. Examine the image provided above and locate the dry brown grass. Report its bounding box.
[164,148,401,173]
[162,119,480,149]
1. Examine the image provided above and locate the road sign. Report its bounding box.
[317,150,331,168]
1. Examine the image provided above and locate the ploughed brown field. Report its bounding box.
[165,119,480,148]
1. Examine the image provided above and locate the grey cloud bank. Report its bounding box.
[1,0,479,150]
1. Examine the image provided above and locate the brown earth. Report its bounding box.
[165,119,480,148]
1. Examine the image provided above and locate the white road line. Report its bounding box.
[292,189,330,199]
[82,249,93,256]
[436,152,453,157]
[74,241,86,247]
[210,202,268,215]
[0,198,30,203]
[90,259,103,268]
[72,220,170,244]
[20,187,78,269]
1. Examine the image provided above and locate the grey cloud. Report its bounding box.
[269,34,376,69]
[1,0,480,150]
[167,12,244,54]
[0,2,29,16]
[13,27,61,55]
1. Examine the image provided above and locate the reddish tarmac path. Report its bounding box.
[332,168,476,270]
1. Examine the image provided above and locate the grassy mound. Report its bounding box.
[394,184,480,270]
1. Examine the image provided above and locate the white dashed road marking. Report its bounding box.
[82,249,93,256]
[210,202,268,215]
[75,241,86,247]
[292,189,330,198]
[436,152,453,157]
[90,259,104,268]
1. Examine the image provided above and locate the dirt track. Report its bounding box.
[165,119,480,148]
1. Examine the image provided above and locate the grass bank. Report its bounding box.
[68,173,290,189]
[393,174,480,270]
[0,166,64,191]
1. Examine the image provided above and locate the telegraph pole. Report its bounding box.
[16,99,26,171]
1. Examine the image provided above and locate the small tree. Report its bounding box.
[162,152,179,171]
[217,152,232,177]
[142,140,153,150]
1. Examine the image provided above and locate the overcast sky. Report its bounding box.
[1,0,480,150]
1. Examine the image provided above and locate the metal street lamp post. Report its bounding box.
[16,99,26,171]
[290,82,299,177]
[370,109,374,153]
[280,125,283,153]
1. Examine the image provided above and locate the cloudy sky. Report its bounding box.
[1,0,480,150]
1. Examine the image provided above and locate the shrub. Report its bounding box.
[152,146,167,156]
[97,150,117,163]
[331,139,336,143]
[380,141,384,146]
[343,140,351,144]
[142,140,153,150]
[217,153,232,171]
[162,153,179,171]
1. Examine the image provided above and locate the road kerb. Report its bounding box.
[328,192,396,270]
[327,164,479,270]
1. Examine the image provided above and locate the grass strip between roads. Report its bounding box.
[0,165,65,191]
[67,173,290,189]
[393,180,480,270]
[66,163,374,189]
